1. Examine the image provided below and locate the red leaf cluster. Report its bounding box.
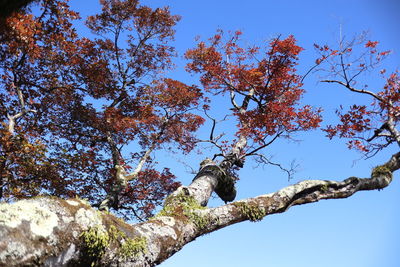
[324,105,372,151]
[118,168,180,219]
[0,0,200,217]
[318,37,398,154]
[186,31,321,144]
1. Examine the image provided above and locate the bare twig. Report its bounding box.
[321,79,384,103]
[251,153,297,180]
[245,131,283,156]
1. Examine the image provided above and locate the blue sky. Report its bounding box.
[69,1,400,266]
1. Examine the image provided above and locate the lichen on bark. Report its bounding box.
[154,191,210,230]
[79,226,110,266]
[372,165,392,178]
[233,201,266,222]
[79,224,148,266]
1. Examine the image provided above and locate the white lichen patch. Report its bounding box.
[0,200,59,237]
[74,208,103,229]
[66,199,80,206]
[138,222,177,240]
[276,185,298,199]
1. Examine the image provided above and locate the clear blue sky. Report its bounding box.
[69,1,400,266]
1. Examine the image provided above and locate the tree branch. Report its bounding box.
[6,85,37,134]
[321,79,384,103]
[1,152,397,266]
[206,151,399,230]
[99,117,170,211]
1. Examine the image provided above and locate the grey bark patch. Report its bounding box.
[0,241,27,263]
[44,244,77,267]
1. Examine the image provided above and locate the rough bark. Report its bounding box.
[0,152,398,266]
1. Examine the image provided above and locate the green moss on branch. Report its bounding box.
[80,226,110,266]
[372,165,392,178]
[154,192,210,230]
[119,236,147,260]
[234,202,266,222]
[80,224,147,265]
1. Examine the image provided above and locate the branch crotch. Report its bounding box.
[188,161,237,206]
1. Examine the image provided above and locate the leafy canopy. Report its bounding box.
[0,0,398,220]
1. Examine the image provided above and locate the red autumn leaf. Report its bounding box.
[365,40,379,48]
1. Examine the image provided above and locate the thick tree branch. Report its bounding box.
[386,114,400,146]
[0,152,398,266]
[207,152,399,231]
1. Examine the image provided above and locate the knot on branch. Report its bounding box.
[214,170,237,203]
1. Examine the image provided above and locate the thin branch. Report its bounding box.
[124,142,157,180]
[114,21,126,82]
[321,79,384,102]
[366,122,389,142]
[196,138,225,154]
[229,90,240,110]
[245,131,283,156]
[6,85,37,134]
[118,205,146,222]
[301,62,321,84]
[203,109,229,140]
[251,153,297,180]
[125,116,170,180]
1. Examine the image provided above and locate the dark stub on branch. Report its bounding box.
[214,171,236,202]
